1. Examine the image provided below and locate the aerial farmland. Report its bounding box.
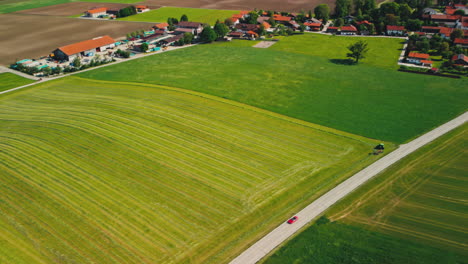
[0,0,467,264]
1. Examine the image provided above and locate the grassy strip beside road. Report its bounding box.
[0,73,34,92]
[79,36,468,143]
[119,7,239,25]
[0,77,383,264]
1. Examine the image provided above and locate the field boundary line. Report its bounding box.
[229,111,468,264]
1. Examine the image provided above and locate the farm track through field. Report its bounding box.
[0,77,380,263]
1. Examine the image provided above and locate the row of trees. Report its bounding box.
[117,6,137,18]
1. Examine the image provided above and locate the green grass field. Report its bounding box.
[0,77,384,264]
[119,7,239,25]
[79,36,468,143]
[0,0,69,13]
[264,124,468,264]
[0,73,34,92]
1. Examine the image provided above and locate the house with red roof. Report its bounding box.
[386,25,406,35]
[153,23,169,31]
[235,23,258,33]
[304,22,322,31]
[53,35,115,61]
[326,26,339,33]
[273,14,292,23]
[430,14,461,26]
[85,7,107,18]
[407,52,431,65]
[340,25,357,35]
[451,53,468,66]
[454,38,468,48]
[177,21,204,35]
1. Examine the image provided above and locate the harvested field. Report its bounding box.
[0,14,154,65]
[137,0,385,13]
[14,2,143,16]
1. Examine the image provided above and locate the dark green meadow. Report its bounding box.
[79,35,468,143]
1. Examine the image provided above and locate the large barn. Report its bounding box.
[53,36,116,61]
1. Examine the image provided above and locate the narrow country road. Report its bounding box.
[230,111,468,264]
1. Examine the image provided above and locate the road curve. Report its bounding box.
[230,111,468,264]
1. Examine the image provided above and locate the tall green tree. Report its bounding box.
[140,43,149,52]
[180,14,188,22]
[353,0,364,14]
[335,0,352,17]
[347,40,369,63]
[315,4,330,23]
[246,11,259,24]
[200,26,217,42]
[450,29,463,41]
[214,21,229,38]
[362,0,376,13]
[72,57,81,68]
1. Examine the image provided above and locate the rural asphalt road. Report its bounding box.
[230,111,468,264]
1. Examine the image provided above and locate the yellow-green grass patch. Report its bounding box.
[0,72,34,92]
[118,6,239,25]
[0,77,387,263]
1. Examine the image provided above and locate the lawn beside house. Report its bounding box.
[79,35,467,143]
[119,7,239,25]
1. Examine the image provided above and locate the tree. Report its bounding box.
[126,33,131,39]
[347,40,369,63]
[183,32,194,44]
[406,19,423,31]
[454,9,465,15]
[385,14,399,25]
[362,0,376,14]
[267,16,276,27]
[399,3,413,20]
[299,24,306,32]
[224,18,234,27]
[52,66,62,75]
[167,17,178,25]
[214,22,229,38]
[438,42,449,54]
[416,38,430,53]
[335,0,352,17]
[246,11,259,24]
[450,29,463,41]
[72,57,81,68]
[180,14,188,22]
[334,17,344,27]
[258,24,267,35]
[141,42,149,52]
[315,4,330,23]
[380,2,400,16]
[353,0,364,14]
[200,26,217,42]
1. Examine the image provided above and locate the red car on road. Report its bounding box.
[287,216,298,224]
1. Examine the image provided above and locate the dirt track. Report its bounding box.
[14,2,136,16]
[0,14,155,65]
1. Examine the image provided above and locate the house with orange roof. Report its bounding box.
[85,7,107,18]
[136,5,150,12]
[273,14,292,23]
[407,52,431,65]
[261,22,271,30]
[153,23,169,31]
[386,25,406,35]
[340,25,357,35]
[53,35,116,61]
[451,53,468,66]
[430,14,461,26]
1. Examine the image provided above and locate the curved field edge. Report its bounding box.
[77,36,468,143]
[0,77,391,263]
[263,125,468,264]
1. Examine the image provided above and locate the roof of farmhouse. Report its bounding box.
[87,7,107,14]
[57,36,115,56]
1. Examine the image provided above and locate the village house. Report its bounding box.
[53,35,115,61]
[429,14,461,26]
[407,52,432,66]
[174,28,195,35]
[153,23,169,31]
[386,25,406,36]
[135,5,150,12]
[85,7,107,18]
[304,22,322,31]
[326,26,339,33]
[159,34,184,46]
[273,14,292,24]
[257,16,270,24]
[454,38,468,48]
[452,53,468,66]
[421,26,454,39]
[340,25,357,35]
[228,31,244,38]
[235,23,258,33]
[176,22,203,35]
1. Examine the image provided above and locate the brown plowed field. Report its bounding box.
[14,2,161,16]
[0,14,155,65]
[137,0,384,12]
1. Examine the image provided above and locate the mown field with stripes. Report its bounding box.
[0,77,385,264]
[328,124,468,254]
[265,124,467,264]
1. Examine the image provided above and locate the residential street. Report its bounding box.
[229,111,468,264]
